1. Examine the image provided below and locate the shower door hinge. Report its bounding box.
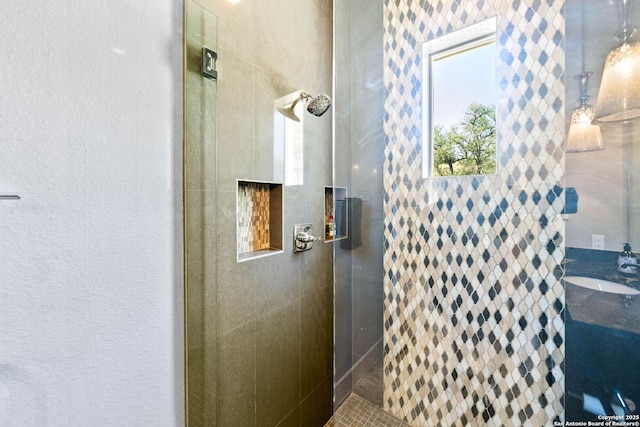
[202,47,217,80]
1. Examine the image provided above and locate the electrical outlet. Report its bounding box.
[592,234,605,250]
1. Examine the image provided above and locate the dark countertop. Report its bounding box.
[565,248,640,335]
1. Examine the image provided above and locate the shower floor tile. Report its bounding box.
[325,394,410,427]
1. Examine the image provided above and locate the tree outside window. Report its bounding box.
[433,102,496,177]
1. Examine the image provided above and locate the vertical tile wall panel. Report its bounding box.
[382,1,565,425]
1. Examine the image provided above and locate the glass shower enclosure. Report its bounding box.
[564,0,640,422]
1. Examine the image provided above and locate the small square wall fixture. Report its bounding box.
[237,180,283,262]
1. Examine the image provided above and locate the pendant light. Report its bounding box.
[593,0,640,123]
[567,1,604,152]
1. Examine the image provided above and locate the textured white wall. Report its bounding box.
[0,1,184,426]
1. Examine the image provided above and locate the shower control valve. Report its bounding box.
[294,224,317,252]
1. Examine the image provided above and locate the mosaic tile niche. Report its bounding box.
[383,1,566,426]
[237,180,283,260]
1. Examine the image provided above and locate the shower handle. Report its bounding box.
[294,224,320,252]
[296,231,316,243]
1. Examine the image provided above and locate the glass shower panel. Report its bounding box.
[184,2,218,425]
[565,0,640,422]
[333,0,385,415]
[333,0,353,409]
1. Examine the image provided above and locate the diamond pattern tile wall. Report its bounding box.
[383,1,565,426]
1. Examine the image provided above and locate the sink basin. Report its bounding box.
[565,276,640,295]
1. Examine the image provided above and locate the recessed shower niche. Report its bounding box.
[324,186,347,241]
[237,180,283,262]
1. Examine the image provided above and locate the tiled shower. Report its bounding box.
[185,0,640,425]
[184,1,333,426]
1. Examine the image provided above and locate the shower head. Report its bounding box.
[306,93,332,117]
[276,91,332,122]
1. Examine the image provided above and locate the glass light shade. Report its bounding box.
[567,105,605,152]
[594,41,640,123]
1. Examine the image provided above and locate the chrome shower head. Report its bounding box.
[276,91,332,121]
[306,93,332,117]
